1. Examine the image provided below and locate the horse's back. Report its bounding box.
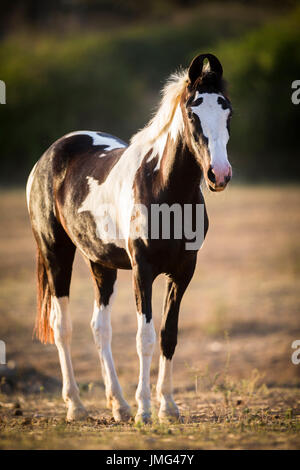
[27,130,127,211]
[51,131,127,175]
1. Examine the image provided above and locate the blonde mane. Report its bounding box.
[130,70,188,148]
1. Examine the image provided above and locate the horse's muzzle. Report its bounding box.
[206,165,232,192]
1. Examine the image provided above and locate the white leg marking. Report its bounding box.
[157,355,173,399]
[50,296,87,421]
[156,356,180,421]
[90,285,131,422]
[135,314,156,423]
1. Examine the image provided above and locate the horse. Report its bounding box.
[26,53,232,423]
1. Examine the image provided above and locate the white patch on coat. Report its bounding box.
[26,161,38,210]
[77,140,151,253]
[64,130,127,152]
[78,176,126,248]
[135,314,156,416]
[77,71,189,257]
[191,92,231,180]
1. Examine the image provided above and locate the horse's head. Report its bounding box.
[181,53,232,192]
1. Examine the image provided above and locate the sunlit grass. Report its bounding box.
[0,185,299,448]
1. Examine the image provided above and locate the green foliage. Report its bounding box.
[0,6,299,183]
[217,7,300,180]
[0,33,147,182]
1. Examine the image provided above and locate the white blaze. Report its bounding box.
[191,92,231,183]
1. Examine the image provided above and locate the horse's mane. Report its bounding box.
[130,69,188,148]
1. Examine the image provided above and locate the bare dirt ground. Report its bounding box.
[0,185,299,449]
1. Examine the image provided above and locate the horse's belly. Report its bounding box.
[76,235,131,270]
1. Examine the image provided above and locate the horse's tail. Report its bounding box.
[34,247,54,344]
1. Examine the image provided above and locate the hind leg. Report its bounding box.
[39,227,87,421]
[90,262,131,422]
[50,296,88,421]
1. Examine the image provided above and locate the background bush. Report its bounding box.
[0,2,299,183]
[217,7,300,181]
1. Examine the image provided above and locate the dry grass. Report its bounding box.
[0,184,299,449]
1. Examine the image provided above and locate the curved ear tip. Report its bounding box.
[189,52,220,63]
[188,53,223,74]
[205,53,220,60]
[188,53,223,87]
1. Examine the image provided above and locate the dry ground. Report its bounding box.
[0,185,299,449]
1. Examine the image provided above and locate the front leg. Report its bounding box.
[132,262,156,424]
[156,258,196,422]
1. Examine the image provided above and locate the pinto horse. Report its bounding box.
[26,53,232,423]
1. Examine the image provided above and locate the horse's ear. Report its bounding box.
[188,53,223,87]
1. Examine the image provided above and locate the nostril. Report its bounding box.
[224,173,231,184]
[207,166,216,184]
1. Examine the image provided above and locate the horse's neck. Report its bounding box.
[114,123,202,205]
[158,133,202,201]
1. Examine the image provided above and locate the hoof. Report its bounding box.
[66,404,89,422]
[135,412,152,425]
[158,412,182,424]
[158,402,181,423]
[112,404,132,423]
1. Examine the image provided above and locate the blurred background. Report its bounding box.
[0,1,300,449]
[0,0,299,184]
